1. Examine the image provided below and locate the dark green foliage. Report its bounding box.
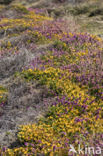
[72,6,89,15]
[0,0,13,5]
[89,8,103,17]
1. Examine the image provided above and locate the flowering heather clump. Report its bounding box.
[0,11,52,32]
[1,4,103,156]
[18,67,103,154]
[0,7,53,58]
[3,33,103,155]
